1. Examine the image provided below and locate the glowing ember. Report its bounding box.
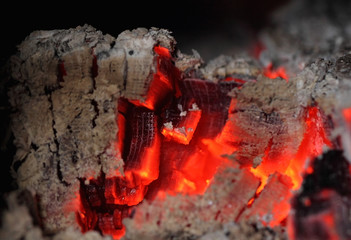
[76,46,239,238]
[264,62,288,81]
[75,45,334,239]
[161,104,202,145]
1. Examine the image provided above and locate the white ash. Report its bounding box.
[189,103,200,111]
[175,127,187,136]
[177,104,187,116]
[163,121,174,130]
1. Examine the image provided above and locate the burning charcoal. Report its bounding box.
[85,183,102,207]
[178,78,235,138]
[104,177,147,206]
[6,7,351,239]
[113,210,123,229]
[120,105,160,185]
[76,204,98,233]
[123,164,261,239]
[80,174,106,208]
[98,213,124,239]
[239,172,293,227]
[161,102,202,145]
[180,78,223,112]
[290,150,351,240]
[154,141,222,195]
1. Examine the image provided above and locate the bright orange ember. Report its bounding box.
[161,108,202,145]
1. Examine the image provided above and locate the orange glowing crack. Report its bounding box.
[222,77,247,84]
[249,167,269,194]
[249,138,273,194]
[247,197,255,206]
[129,71,172,111]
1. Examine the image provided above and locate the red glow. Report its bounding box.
[285,106,332,190]
[75,43,335,239]
[163,139,226,195]
[249,168,269,195]
[264,62,288,81]
[250,106,332,196]
[154,45,171,58]
[241,173,293,227]
[222,77,247,84]
[343,108,351,126]
[179,148,220,194]
[125,133,161,186]
[247,197,255,206]
[302,197,311,207]
[98,213,126,240]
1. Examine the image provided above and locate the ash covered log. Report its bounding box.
[6,25,179,235]
[2,2,351,238]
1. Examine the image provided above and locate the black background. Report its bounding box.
[0,0,289,63]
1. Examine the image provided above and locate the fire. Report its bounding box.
[75,45,334,239]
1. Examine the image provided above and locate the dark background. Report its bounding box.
[0,0,290,63]
[0,0,291,195]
